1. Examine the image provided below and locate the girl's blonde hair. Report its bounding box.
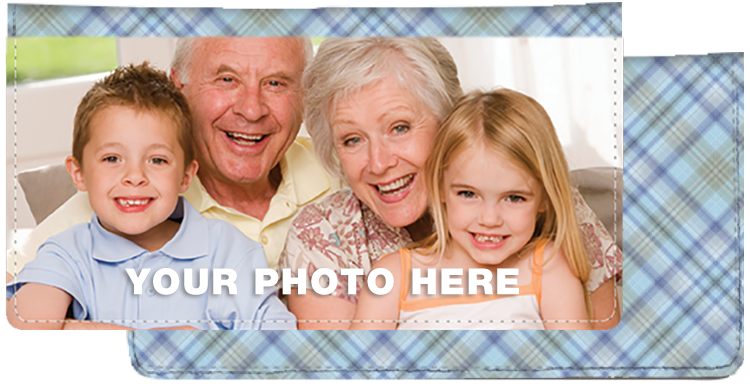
[423,88,591,312]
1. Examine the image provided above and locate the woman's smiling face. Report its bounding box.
[331,76,439,228]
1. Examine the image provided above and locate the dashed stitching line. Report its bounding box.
[12,5,18,283]
[731,56,743,369]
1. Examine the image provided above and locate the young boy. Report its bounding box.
[6,63,295,330]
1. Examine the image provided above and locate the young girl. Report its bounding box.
[350,89,592,330]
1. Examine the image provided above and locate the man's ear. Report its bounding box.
[179,160,199,193]
[65,156,87,192]
[170,68,184,90]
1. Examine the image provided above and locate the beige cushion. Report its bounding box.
[18,164,77,225]
[571,167,623,250]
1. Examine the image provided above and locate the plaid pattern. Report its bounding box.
[126,54,746,379]
[7,2,743,379]
[7,3,621,37]
[620,53,743,375]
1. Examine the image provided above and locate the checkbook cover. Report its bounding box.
[7,2,743,379]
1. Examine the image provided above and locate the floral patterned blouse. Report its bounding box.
[279,188,622,303]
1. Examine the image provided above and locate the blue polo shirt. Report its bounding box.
[6,197,295,330]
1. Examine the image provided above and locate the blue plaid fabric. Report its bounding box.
[125,53,744,380]
[127,54,746,379]
[7,2,743,379]
[7,3,621,37]
[620,53,744,374]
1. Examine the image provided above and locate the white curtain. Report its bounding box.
[438,37,623,170]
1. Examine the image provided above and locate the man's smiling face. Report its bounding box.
[175,37,305,187]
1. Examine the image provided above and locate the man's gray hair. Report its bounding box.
[302,37,463,181]
[170,37,314,84]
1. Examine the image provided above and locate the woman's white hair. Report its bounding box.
[170,37,314,84]
[303,38,463,180]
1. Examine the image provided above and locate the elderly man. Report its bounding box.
[6,37,342,283]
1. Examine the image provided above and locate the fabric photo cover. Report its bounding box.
[6,2,743,379]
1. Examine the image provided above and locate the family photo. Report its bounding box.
[6,36,623,330]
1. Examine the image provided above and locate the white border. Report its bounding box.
[2,0,746,383]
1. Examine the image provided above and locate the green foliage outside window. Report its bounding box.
[6,37,118,84]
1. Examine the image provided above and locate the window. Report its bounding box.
[6,37,118,84]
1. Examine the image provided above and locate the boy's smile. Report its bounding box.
[115,197,153,210]
[66,106,198,251]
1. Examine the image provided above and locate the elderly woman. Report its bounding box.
[280,37,622,330]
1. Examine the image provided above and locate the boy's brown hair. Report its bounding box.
[72,62,194,167]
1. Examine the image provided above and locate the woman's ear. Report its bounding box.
[64,156,87,192]
[180,160,199,193]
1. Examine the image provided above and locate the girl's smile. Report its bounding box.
[469,232,510,250]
